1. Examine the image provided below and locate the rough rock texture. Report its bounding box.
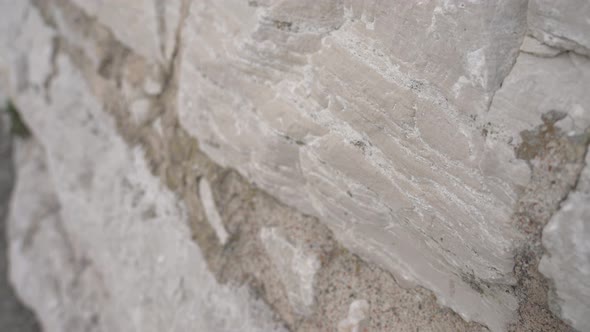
[539,152,590,331]
[0,0,588,331]
[528,0,590,56]
[0,103,40,332]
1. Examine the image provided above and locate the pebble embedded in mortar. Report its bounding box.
[199,177,229,245]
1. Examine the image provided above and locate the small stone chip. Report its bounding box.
[199,177,229,245]
[338,299,370,332]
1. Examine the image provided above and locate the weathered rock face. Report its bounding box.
[0,0,588,331]
[528,0,590,56]
[539,152,590,331]
[176,1,589,330]
[0,100,40,332]
[177,2,536,328]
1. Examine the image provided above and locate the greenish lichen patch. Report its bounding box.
[2,101,30,138]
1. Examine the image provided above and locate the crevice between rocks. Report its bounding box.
[508,109,590,331]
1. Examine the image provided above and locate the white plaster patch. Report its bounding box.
[452,76,471,98]
[466,48,487,88]
[129,98,151,125]
[260,227,320,315]
[337,299,370,332]
[143,76,163,95]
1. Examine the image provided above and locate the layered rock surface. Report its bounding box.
[0,0,588,331]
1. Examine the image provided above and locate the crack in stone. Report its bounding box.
[42,37,60,102]
[526,31,590,59]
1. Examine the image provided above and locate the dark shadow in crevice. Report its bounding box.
[0,101,40,332]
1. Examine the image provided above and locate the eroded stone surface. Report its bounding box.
[9,137,286,332]
[2,7,287,329]
[0,0,588,331]
[0,102,40,332]
[69,0,184,63]
[8,140,114,332]
[520,35,564,58]
[539,153,590,332]
[0,2,495,329]
[528,0,590,56]
[175,1,574,330]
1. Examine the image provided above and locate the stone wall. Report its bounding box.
[0,0,588,331]
[0,99,40,332]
